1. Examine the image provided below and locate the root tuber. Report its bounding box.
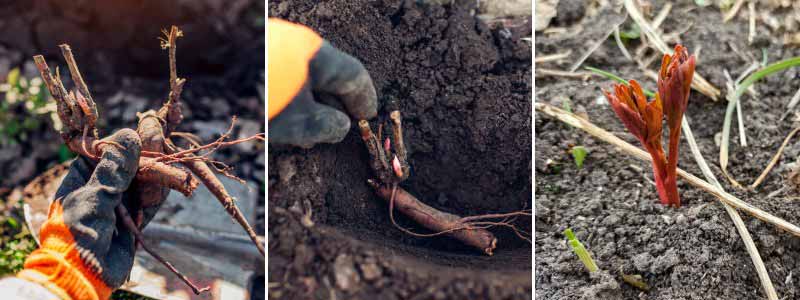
[66,137,199,197]
[368,180,497,255]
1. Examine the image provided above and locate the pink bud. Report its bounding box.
[384,138,391,153]
[392,155,403,177]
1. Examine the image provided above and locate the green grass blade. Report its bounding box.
[584,66,656,98]
[735,57,800,100]
[720,56,800,173]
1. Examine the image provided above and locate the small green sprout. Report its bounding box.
[618,24,641,41]
[562,98,572,113]
[564,228,599,273]
[571,146,588,168]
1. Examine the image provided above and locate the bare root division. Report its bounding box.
[360,111,531,255]
[33,26,264,294]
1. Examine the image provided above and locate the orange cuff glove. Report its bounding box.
[268,18,323,119]
[18,201,113,300]
[18,129,146,300]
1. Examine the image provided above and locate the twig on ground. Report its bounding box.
[535,51,572,64]
[780,87,800,121]
[651,3,672,29]
[767,186,788,199]
[723,0,747,22]
[750,127,800,190]
[723,69,749,147]
[536,68,596,80]
[748,0,756,44]
[568,20,621,72]
[736,92,747,146]
[613,25,634,61]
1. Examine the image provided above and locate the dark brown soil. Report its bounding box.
[536,1,800,299]
[268,0,532,299]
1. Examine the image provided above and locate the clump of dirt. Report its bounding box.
[268,0,532,299]
[536,1,800,299]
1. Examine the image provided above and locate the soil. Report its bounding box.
[536,1,800,299]
[0,1,265,299]
[268,0,532,299]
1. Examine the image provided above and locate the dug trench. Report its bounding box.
[268,0,532,299]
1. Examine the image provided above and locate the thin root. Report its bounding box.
[116,205,210,294]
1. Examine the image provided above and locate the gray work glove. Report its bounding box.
[269,40,378,148]
[52,128,154,288]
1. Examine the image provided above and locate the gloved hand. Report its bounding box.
[16,128,160,300]
[268,18,378,148]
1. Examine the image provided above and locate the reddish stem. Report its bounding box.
[116,205,210,294]
[644,143,673,207]
[665,123,683,207]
